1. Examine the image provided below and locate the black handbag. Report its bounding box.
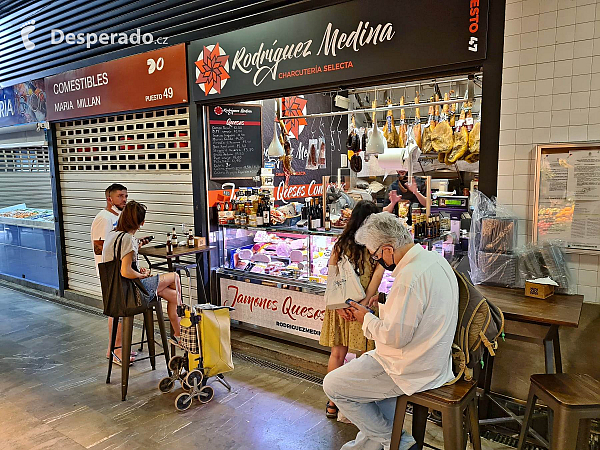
[98,232,149,318]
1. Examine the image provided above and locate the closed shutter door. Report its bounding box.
[0,146,52,209]
[56,106,198,301]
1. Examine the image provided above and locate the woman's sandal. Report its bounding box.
[326,401,339,419]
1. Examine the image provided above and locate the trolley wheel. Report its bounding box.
[198,385,215,404]
[158,377,175,393]
[185,370,204,389]
[168,355,184,372]
[175,392,193,411]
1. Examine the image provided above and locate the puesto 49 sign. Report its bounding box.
[46,44,188,121]
[189,0,488,102]
[220,278,325,341]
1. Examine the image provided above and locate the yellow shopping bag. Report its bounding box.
[200,308,234,377]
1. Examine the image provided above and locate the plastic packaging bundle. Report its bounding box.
[469,191,519,287]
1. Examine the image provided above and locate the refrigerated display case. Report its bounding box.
[214,224,342,347]
[0,203,58,288]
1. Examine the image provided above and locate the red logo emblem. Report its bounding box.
[282,96,308,139]
[214,106,223,116]
[195,43,230,96]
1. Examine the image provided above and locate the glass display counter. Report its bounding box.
[214,224,341,347]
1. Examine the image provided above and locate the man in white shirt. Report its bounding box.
[323,212,458,450]
[91,183,128,363]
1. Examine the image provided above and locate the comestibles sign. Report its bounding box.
[45,44,188,121]
[188,0,489,102]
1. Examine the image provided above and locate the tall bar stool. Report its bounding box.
[106,298,171,401]
[390,379,481,450]
[517,374,600,450]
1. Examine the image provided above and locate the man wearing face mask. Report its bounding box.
[91,183,130,364]
[323,212,458,450]
[383,170,426,225]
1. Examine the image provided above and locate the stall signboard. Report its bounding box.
[45,44,188,121]
[189,0,488,102]
[0,79,46,127]
[220,278,325,341]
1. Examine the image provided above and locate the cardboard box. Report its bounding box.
[193,236,206,248]
[525,281,554,299]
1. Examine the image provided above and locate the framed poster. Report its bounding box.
[533,144,600,252]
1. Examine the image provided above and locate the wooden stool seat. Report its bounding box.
[530,374,600,407]
[390,379,481,450]
[518,374,600,450]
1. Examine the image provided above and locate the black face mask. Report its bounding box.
[399,175,408,183]
[377,250,397,272]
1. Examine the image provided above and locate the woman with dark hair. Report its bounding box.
[319,200,384,419]
[102,201,182,364]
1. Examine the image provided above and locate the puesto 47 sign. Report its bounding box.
[220,278,325,341]
[46,44,188,121]
[189,0,489,102]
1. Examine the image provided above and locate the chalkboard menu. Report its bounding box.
[208,104,263,180]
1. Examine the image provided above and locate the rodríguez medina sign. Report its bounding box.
[220,278,325,341]
[45,44,188,121]
[189,0,488,102]
[0,79,46,128]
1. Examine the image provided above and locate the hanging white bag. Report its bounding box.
[324,255,365,310]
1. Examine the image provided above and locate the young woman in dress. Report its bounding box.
[102,201,182,363]
[319,200,384,418]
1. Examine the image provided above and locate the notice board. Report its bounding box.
[208,104,262,180]
[533,144,600,252]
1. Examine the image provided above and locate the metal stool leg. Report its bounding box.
[106,317,119,384]
[139,321,145,352]
[154,300,171,376]
[441,406,464,450]
[517,387,538,450]
[390,397,409,450]
[467,397,482,450]
[121,316,134,401]
[143,309,156,370]
[411,404,428,449]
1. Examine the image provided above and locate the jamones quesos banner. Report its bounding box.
[220,278,325,341]
[189,0,488,102]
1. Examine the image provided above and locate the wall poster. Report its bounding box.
[534,144,600,251]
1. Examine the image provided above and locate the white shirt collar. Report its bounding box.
[391,244,425,277]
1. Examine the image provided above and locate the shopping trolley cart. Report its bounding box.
[158,301,234,411]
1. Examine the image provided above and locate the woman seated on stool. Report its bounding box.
[102,200,182,362]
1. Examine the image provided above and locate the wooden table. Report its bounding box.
[475,285,584,432]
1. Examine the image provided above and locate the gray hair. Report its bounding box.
[355,212,413,251]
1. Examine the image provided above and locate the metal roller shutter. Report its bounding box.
[56,106,197,302]
[0,146,52,209]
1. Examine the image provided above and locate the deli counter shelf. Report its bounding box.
[220,223,343,238]
[217,224,340,286]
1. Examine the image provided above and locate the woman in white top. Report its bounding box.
[102,201,181,346]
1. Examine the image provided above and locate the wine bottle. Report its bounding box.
[187,228,194,248]
[324,205,331,231]
[263,197,271,226]
[314,198,322,229]
[256,201,264,226]
[171,227,178,247]
[166,233,173,255]
[308,199,316,231]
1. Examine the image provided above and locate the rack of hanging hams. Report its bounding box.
[370,91,480,165]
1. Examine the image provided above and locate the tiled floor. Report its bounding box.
[0,285,512,449]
